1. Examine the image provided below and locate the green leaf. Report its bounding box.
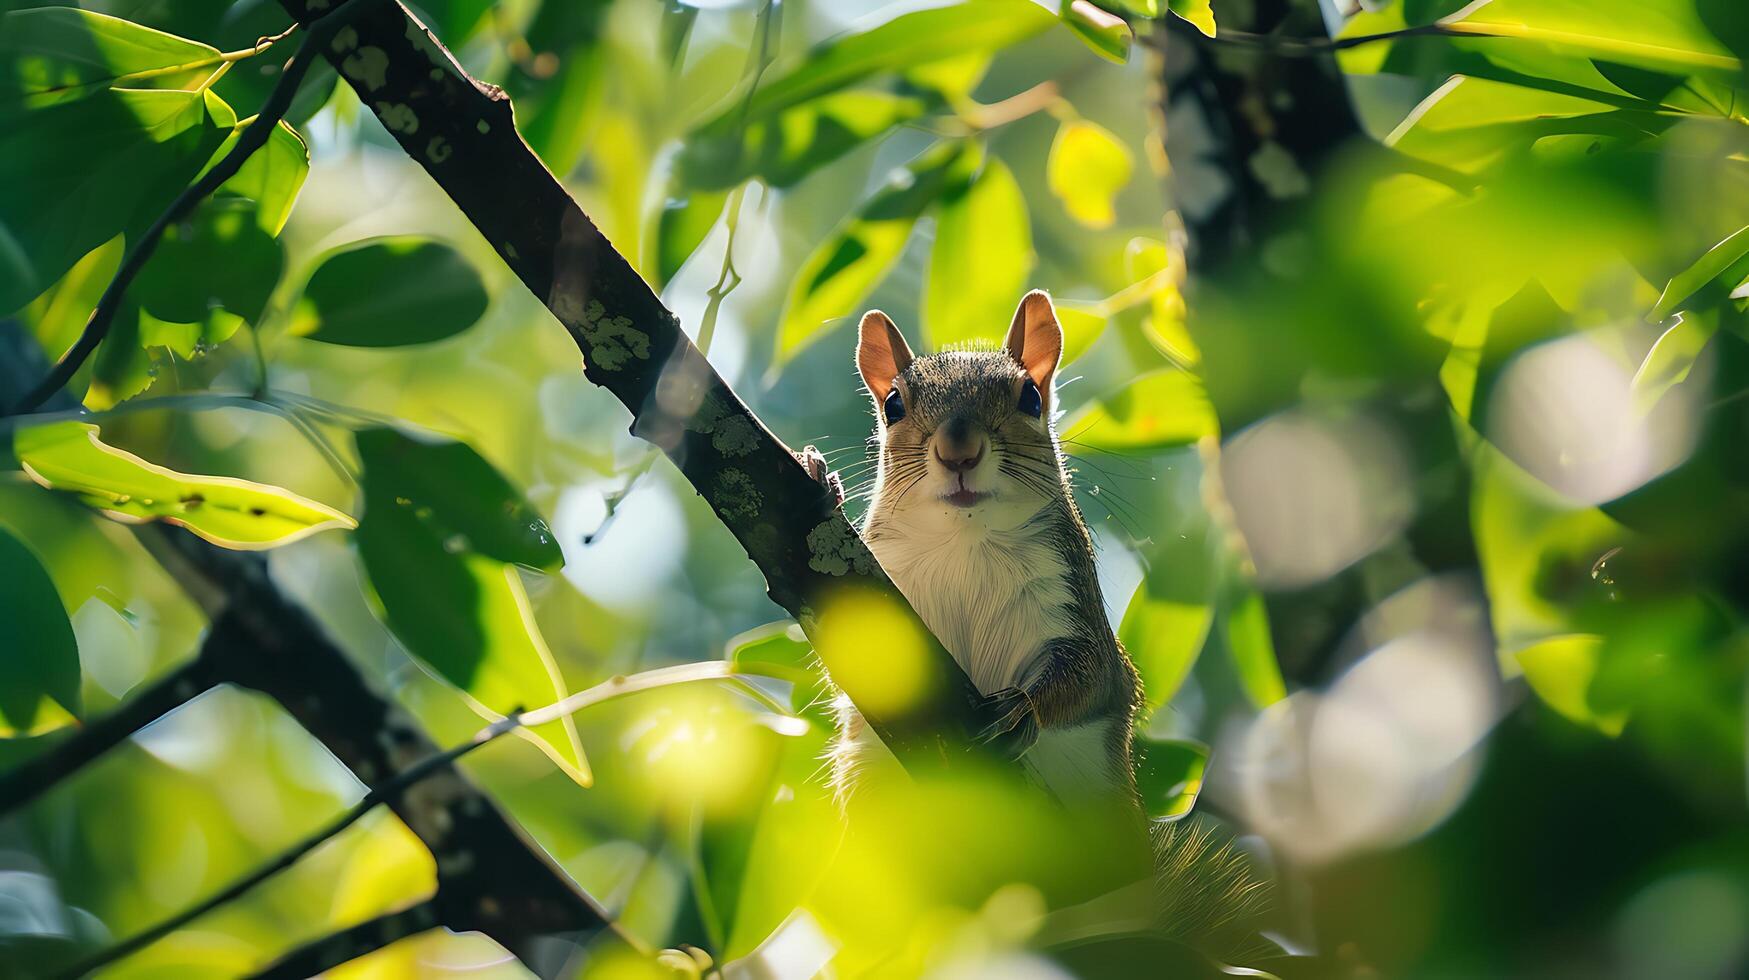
[1649,225,1749,321]
[653,187,727,290]
[1386,75,1629,173]
[353,428,562,571]
[1168,0,1217,38]
[1047,119,1133,229]
[727,621,832,727]
[13,421,355,549]
[1222,583,1285,708]
[925,158,1033,348]
[1135,736,1208,821]
[1442,0,1741,78]
[0,527,81,736]
[0,7,223,105]
[776,141,981,364]
[1061,369,1218,453]
[84,300,156,411]
[1631,310,1720,413]
[0,87,233,315]
[136,198,283,325]
[724,0,1056,127]
[214,117,311,235]
[679,89,935,193]
[1515,633,1627,735]
[1119,582,1215,712]
[354,429,585,785]
[294,238,490,348]
[1059,1,1132,64]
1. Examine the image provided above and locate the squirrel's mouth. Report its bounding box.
[944,475,986,508]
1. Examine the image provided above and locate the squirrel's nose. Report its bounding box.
[937,443,985,473]
[935,418,986,472]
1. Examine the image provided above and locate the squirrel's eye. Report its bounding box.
[1017,378,1043,418]
[883,387,906,423]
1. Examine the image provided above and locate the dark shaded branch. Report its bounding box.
[0,656,217,817]
[55,713,523,979]
[271,0,988,763]
[247,900,442,980]
[10,0,386,414]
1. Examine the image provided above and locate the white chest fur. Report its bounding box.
[866,503,1076,695]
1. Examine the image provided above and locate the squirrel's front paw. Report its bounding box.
[795,444,845,508]
[973,687,1039,760]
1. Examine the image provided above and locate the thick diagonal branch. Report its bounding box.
[270,0,986,763]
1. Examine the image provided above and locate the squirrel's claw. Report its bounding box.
[973,686,1039,760]
[795,444,845,508]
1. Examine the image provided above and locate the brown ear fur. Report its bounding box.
[1005,290,1063,390]
[856,310,914,402]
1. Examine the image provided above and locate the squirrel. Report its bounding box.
[796,290,1275,969]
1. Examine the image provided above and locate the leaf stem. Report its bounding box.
[10,0,384,416]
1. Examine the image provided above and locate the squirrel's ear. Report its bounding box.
[857,310,913,402]
[1005,290,1062,389]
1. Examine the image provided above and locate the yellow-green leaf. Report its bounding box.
[1135,736,1208,820]
[925,158,1033,348]
[1168,0,1217,38]
[1047,120,1133,229]
[1516,633,1627,736]
[13,421,354,549]
[1119,581,1214,711]
[776,141,979,364]
[1062,369,1217,453]
[215,117,310,235]
[1224,585,1285,708]
[1059,1,1132,64]
[1056,304,1107,366]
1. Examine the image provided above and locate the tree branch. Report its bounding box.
[246,900,443,980]
[270,0,989,764]
[10,0,387,415]
[0,655,217,817]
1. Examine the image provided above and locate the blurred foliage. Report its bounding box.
[2,0,1749,978]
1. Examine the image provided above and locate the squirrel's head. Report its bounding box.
[858,290,1065,519]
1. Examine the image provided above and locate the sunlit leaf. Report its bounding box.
[1120,582,1214,711]
[0,7,223,105]
[1649,225,1749,322]
[1222,583,1285,708]
[1047,120,1133,229]
[1059,1,1132,64]
[354,429,585,785]
[136,198,282,325]
[1442,0,1741,78]
[679,90,934,193]
[353,428,562,571]
[294,238,489,348]
[13,421,355,549]
[1631,310,1719,412]
[1168,0,1217,38]
[727,620,831,726]
[1387,75,1629,173]
[1062,369,1218,453]
[1515,633,1627,735]
[925,158,1033,348]
[0,527,81,736]
[214,117,310,235]
[721,0,1056,126]
[0,87,233,315]
[777,141,980,364]
[1135,736,1208,820]
[653,187,727,290]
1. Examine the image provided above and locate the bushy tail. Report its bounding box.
[1150,817,1277,966]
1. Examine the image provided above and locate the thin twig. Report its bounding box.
[11,0,385,415]
[56,711,524,980]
